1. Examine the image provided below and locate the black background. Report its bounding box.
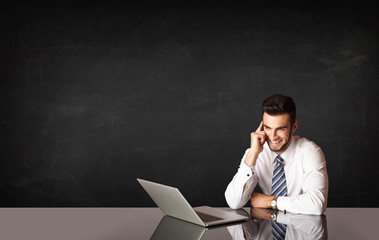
[1,1,378,207]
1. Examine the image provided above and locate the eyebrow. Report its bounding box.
[263,125,288,130]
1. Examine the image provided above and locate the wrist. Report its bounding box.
[245,151,259,167]
[270,210,278,221]
[270,196,278,209]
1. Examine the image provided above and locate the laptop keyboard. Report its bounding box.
[195,211,224,222]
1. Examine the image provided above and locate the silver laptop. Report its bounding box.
[137,178,248,227]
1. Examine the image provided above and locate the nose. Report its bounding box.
[271,130,278,139]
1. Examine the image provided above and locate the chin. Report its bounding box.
[268,144,283,152]
[268,143,287,153]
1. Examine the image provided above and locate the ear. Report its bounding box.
[292,120,298,133]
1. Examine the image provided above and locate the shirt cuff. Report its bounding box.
[238,161,255,178]
[277,196,291,213]
[276,211,290,225]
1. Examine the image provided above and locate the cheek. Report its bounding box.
[279,131,290,139]
[286,131,292,138]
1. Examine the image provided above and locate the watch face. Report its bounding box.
[271,199,277,209]
[270,212,277,221]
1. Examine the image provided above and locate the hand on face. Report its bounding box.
[245,115,296,167]
[250,121,266,155]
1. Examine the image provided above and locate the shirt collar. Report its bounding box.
[271,135,297,165]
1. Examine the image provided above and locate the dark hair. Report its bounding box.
[262,94,296,125]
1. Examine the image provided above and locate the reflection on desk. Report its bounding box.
[150,215,244,240]
[227,208,327,240]
[0,208,376,239]
[150,216,206,240]
[150,208,327,240]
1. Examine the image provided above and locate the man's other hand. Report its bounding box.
[250,192,274,208]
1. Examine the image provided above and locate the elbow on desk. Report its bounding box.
[227,202,245,210]
[301,196,327,215]
[225,197,239,210]
[225,193,245,210]
[306,204,326,215]
[227,201,244,210]
[308,192,328,215]
[284,203,326,215]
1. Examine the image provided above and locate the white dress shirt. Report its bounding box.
[225,136,328,215]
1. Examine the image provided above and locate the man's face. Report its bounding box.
[263,113,297,155]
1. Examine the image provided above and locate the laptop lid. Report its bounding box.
[137,178,205,226]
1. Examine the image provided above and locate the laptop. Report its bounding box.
[137,178,248,227]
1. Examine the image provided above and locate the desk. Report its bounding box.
[0,208,376,239]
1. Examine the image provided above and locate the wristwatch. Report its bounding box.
[270,210,278,221]
[271,196,278,210]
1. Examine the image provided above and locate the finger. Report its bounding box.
[256,121,263,132]
[253,132,265,143]
[252,132,263,144]
[259,134,266,144]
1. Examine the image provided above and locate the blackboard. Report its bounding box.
[1,2,378,207]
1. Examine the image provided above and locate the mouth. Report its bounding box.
[269,139,282,145]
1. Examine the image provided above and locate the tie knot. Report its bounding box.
[276,155,284,164]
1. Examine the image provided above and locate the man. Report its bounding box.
[225,94,328,215]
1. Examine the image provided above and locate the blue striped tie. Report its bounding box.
[272,221,286,240]
[271,155,287,197]
[271,155,287,240]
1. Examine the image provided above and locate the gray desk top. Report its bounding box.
[0,207,376,239]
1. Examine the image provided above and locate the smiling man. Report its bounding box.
[225,94,329,215]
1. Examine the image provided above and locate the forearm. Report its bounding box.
[225,170,258,209]
[250,192,274,208]
[277,188,328,215]
[225,156,259,209]
[244,150,259,167]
